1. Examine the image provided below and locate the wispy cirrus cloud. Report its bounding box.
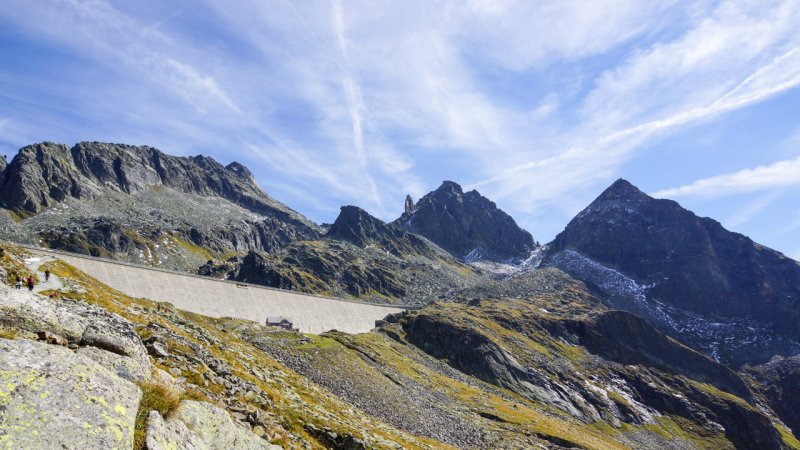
[653,155,800,198]
[0,0,799,252]
[472,0,800,214]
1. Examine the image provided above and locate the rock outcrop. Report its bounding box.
[232,236,479,304]
[325,205,436,257]
[235,245,408,300]
[0,285,150,372]
[393,297,787,449]
[147,400,278,450]
[0,338,142,449]
[745,355,800,437]
[394,181,536,262]
[544,178,800,367]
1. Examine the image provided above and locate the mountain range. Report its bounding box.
[1,141,800,448]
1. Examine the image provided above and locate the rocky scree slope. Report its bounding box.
[544,179,800,368]
[0,142,321,270]
[394,181,536,262]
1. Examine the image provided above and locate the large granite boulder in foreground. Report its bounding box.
[0,338,142,449]
[0,285,150,374]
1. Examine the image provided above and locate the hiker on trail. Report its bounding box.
[27,275,34,291]
[45,269,51,282]
[15,275,22,290]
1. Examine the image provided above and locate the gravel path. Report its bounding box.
[23,255,64,293]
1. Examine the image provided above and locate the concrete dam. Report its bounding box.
[28,248,413,334]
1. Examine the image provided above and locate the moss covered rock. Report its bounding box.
[0,338,141,449]
[147,400,277,450]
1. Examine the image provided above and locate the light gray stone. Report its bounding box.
[0,338,141,449]
[146,410,206,450]
[0,285,87,340]
[76,346,151,383]
[0,284,150,369]
[169,400,277,449]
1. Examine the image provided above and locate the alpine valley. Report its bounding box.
[1,142,799,449]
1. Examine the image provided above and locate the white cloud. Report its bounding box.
[460,0,680,70]
[1,0,799,235]
[471,0,800,214]
[0,0,240,115]
[653,156,800,198]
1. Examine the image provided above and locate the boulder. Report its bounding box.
[0,338,141,449]
[147,400,278,450]
[76,346,151,383]
[145,410,205,450]
[0,285,150,371]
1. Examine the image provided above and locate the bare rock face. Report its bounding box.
[0,142,321,266]
[146,400,277,450]
[0,142,92,213]
[394,181,536,262]
[0,338,142,449]
[745,355,800,437]
[326,205,436,257]
[0,285,151,372]
[544,179,800,367]
[0,142,311,223]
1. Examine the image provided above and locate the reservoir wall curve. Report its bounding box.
[26,247,413,334]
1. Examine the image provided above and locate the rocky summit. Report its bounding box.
[325,205,436,257]
[1,142,800,448]
[0,142,320,271]
[544,179,800,367]
[394,181,537,262]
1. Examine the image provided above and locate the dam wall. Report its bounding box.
[27,248,413,334]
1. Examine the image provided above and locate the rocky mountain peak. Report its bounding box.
[0,142,317,227]
[433,180,464,196]
[224,161,254,181]
[326,205,389,248]
[545,178,800,366]
[597,178,648,201]
[326,205,435,257]
[394,181,536,262]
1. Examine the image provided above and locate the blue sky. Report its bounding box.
[1,1,799,259]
